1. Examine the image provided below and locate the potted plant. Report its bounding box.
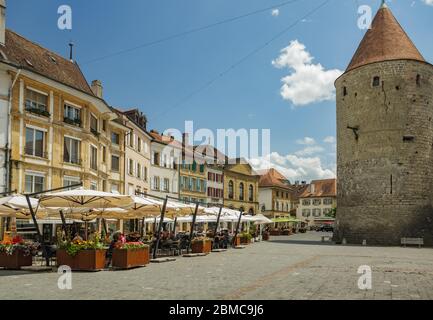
[191,237,212,254]
[240,232,252,245]
[112,242,150,269]
[0,236,37,269]
[57,234,106,271]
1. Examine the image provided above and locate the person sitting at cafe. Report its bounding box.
[105,232,122,268]
[72,233,83,242]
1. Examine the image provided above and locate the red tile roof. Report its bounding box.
[259,168,292,189]
[299,179,336,198]
[346,6,425,72]
[0,29,94,95]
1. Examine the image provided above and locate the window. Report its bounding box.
[102,120,107,132]
[249,185,254,202]
[228,181,234,199]
[64,104,81,126]
[90,114,98,136]
[111,155,120,172]
[302,209,311,217]
[138,138,142,152]
[64,137,80,164]
[130,133,135,148]
[25,127,45,158]
[102,180,107,192]
[144,142,149,154]
[323,198,333,205]
[343,86,347,96]
[111,132,120,145]
[144,167,148,182]
[90,181,98,191]
[25,174,45,193]
[102,146,106,163]
[416,74,421,86]
[90,145,98,170]
[137,163,142,179]
[313,199,322,206]
[163,178,169,192]
[63,176,80,190]
[25,89,49,117]
[111,183,119,194]
[373,76,380,87]
[199,164,205,173]
[313,209,321,217]
[152,176,160,190]
[261,205,266,212]
[153,152,160,166]
[302,199,311,206]
[239,183,244,201]
[128,159,134,175]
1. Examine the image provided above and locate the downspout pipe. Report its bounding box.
[4,68,20,192]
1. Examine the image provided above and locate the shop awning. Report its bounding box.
[271,217,302,223]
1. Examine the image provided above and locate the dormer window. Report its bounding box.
[372,76,380,87]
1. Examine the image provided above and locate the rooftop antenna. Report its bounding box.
[69,41,74,62]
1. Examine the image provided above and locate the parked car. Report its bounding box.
[317,224,334,232]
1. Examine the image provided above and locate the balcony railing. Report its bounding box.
[64,117,82,127]
[25,106,50,118]
[90,128,100,137]
[24,147,48,159]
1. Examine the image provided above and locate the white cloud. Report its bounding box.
[249,151,335,182]
[296,137,316,145]
[422,0,433,6]
[272,40,343,106]
[323,136,336,143]
[295,146,325,156]
[271,9,280,16]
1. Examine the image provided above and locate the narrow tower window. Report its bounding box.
[343,87,347,96]
[372,76,380,87]
[416,74,421,86]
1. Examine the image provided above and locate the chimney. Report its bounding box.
[91,80,103,98]
[0,0,6,47]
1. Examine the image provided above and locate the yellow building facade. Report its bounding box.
[223,160,259,214]
[9,74,127,194]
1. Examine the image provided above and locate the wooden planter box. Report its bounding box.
[0,251,32,270]
[281,230,291,236]
[112,247,150,269]
[191,240,212,254]
[240,237,251,245]
[232,236,241,247]
[57,249,106,271]
[270,230,281,236]
[262,233,270,241]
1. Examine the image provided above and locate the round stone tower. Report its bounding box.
[334,3,433,245]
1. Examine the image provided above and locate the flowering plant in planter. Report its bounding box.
[59,234,104,257]
[0,236,39,257]
[191,237,211,243]
[116,242,149,250]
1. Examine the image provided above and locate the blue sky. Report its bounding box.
[5,0,433,181]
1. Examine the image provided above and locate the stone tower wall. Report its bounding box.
[335,60,433,245]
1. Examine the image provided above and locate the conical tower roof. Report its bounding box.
[346,4,425,72]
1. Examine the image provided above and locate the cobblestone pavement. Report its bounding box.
[1,232,433,300]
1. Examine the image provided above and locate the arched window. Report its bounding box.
[239,183,244,201]
[248,208,254,215]
[228,180,234,199]
[249,185,254,201]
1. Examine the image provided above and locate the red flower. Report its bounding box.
[12,235,23,245]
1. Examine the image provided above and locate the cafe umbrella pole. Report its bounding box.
[153,196,168,259]
[25,194,50,266]
[187,203,199,254]
[232,210,243,247]
[212,205,223,249]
